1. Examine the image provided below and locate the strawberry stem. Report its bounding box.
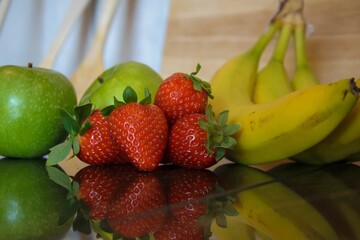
[200,105,240,161]
[185,63,214,99]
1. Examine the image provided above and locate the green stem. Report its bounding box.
[294,23,309,67]
[250,20,281,56]
[271,21,293,62]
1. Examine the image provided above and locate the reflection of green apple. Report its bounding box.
[0,64,77,158]
[0,158,71,240]
[80,61,163,109]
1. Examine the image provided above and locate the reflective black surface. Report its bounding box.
[1,157,360,240]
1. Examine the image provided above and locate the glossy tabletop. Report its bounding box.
[54,158,360,239]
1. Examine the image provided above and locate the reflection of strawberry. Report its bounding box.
[108,88,168,171]
[167,168,218,221]
[107,173,168,238]
[154,217,205,240]
[154,64,213,125]
[77,110,126,165]
[75,164,136,220]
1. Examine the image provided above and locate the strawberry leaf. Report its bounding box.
[74,103,93,125]
[46,139,73,166]
[46,166,72,191]
[215,148,225,161]
[223,205,239,216]
[113,96,126,108]
[223,124,240,135]
[191,63,201,75]
[184,63,214,99]
[71,180,80,197]
[73,207,92,234]
[139,88,152,105]
[101,104,117,117]
[79,120,92,136]
[123,86,138,103]
[200,105,240,160]
[60,108,80,136]
[217,110,229,127]
[215,214,227,228]
[72,138,80,155]
[58,196,78,226]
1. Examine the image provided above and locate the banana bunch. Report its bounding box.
[209,0,360,165]
[212,163,340,240]
[289,12,360,164]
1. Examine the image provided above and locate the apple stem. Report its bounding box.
[28,62,33,68]
[97,77,104,84]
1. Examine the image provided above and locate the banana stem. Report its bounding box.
[271,18,293,62]
[250,21,281,56]
[294,14,309,68]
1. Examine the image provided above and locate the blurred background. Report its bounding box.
[0,0,359,89]
[0,0,171,77]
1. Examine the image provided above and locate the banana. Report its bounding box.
[293,99,360,164]
[286,12,360,164]
[269,162,360,240]
[214,163,340,240]
[210,2,360,165]
[252,14,294,104]
[211,70,359,165]
[210,19,280,110]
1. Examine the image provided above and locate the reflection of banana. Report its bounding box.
[252,14,293,104]
[211,220,255,240]
[325,163,360,197]
[214,164,339,240]
[269,162,360,240]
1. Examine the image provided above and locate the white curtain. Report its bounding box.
[0,0,171,77]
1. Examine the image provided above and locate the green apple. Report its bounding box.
[80,61,163,109]
[0,158,71,240]
[0,64,77,158]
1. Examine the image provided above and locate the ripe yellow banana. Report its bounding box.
[269,162,360,240]
[211,64,359,165]
[287,12,360,165]
[293,99,360,164]
[214,163,340,240]
[210,2,360,165]
[252,14,294,104]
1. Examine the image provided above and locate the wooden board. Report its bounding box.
[161,0,360,84]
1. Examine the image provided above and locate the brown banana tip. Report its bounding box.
[271,0,304,23]
[350,78,360,96]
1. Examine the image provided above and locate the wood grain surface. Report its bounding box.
[161,0,360,84]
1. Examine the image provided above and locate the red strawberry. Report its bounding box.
[75,164,136,220]
[107,173,168,238]
[168,105,239,169]
[108,88,168,171]
[154,64,213,125]
[77,110,126,165]
[154,217,205,240]
[46,103,126,166]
